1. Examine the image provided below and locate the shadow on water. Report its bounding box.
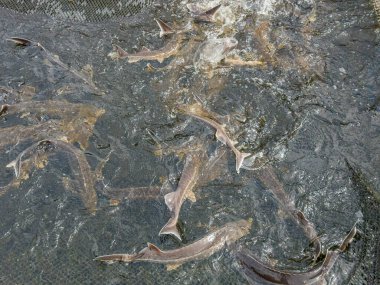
[0,0,379,284]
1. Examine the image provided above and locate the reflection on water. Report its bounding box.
[0,0,379,284]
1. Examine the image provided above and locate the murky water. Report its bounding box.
[0,0,379,284]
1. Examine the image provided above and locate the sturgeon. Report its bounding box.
[7,37,103,95]
[95,219,252,269]
[184,107,250,173]
[6,139,98,213]
[237,224,357,285]
[159,152,202,240]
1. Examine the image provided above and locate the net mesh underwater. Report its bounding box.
[0,0,379,284]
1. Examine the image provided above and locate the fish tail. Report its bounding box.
[236,152,251,174]
[94,253,135,263]
[159,221,182,241]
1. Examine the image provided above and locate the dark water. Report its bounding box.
[0,0,379,284]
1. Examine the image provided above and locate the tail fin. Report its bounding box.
[94,253,135,263]
[6,158,21,178]
[159,219,182,241]
[236,152,251,174]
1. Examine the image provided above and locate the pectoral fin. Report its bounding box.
[164,191,177,212]
[185,189,196,203]
[141,46,151,52]
[215,129,227,144]
[166,263,182,271]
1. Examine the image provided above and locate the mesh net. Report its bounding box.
[0,0,152,22]
[0,0,379,284]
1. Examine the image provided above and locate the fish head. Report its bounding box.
[222,37,238,54]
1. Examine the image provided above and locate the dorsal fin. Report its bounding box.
[113,45,129,58]
[194,4,221,22]
[204,4,221,16]
[155,18,175,38]
[147,242,162,253]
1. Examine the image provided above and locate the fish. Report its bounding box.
[108,34,183,63]
[237,224,357,285]
[0,100,105,149]
[187,4,222,22]
[7,37,103,95]
[6,139,98,213]
[255,166,322,261]
[182,105,251,173]
[193,37,238,69]
[159,152,202,240]
[95,219,252,269]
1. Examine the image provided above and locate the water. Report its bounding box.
[0,0,379,284]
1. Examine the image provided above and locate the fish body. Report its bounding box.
[186,111,250,173]
[95,219,252,267]
[109,36,182,63]
[6,139,97,213]
[7,37,103,95]
[159,153,201,240]
[194,37,238,68]
[237,225,357,285]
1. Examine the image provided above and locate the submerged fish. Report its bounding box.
[182,105,250,173]
[159,152,203,240]
[6,139,98,213]
[7,37,103,95]
[193,37,238,69]
[95,219,252,269]
[237,224,357,285]
[108,18,184,63]
[0,100,105,149]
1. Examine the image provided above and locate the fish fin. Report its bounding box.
[94,254,135,263]
[204,4,222,16]
[0,104,9,116]
[141,46,151,52]
[112,45,128,59]
[159,221,182,241]
[185,190,196,203]
[236,152,251,174]
[166,263,182,271]
[164,191,177,212]
[81,64,94,81]
[155,18,175,38]
[195,4,222,22]
[7,37,33,46]
[157,56,165,63]
[215,129,227,145]
[147,242,163,253]
[6,159,21,178]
